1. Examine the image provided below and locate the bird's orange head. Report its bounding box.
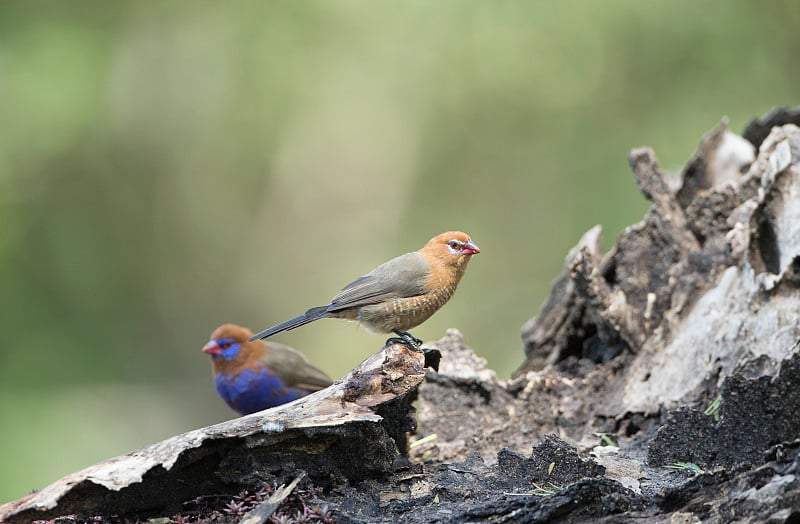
[421,230,480,274]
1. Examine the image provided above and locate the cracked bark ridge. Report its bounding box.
[518,141,716,371]
[0,341,432,524]
[519,120,800,420]
[325,435,644,524]
[619,124,800,414]
[518,225,611,369]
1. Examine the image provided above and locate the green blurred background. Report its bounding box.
[1,0,797,503]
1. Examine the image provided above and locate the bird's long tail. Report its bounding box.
[248,306,332,341]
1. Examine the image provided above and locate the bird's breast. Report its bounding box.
[214,367,309,415]
[356,285,457,333]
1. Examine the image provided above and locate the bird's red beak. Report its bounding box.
[463,240,480,255]
[202,340,221,355]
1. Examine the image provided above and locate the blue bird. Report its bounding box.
[202,323,333,415]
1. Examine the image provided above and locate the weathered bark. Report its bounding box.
[519,119,800,416]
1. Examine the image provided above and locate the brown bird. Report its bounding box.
[203,323,333,415]
[249,231,480,347]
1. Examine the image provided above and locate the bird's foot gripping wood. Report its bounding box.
[388,330,424,351]
[385,331,440,370]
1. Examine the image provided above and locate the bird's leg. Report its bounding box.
[387,330,423,351]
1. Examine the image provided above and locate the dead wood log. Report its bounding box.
[0,342,438,524]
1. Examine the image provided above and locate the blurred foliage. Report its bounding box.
[1,0,798,503]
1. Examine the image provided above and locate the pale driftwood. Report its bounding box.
[0,342,433,523]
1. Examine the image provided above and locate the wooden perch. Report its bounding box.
[0,341,438,524]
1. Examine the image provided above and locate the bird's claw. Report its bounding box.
[388,331,424,351]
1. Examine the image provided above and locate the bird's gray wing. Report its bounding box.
[263,343,334,391]
[327,252,430,311]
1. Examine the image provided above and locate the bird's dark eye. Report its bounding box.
[218,340,233,349]
[448,240,462,250]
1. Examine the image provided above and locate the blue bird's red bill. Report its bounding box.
[202,341,221,355]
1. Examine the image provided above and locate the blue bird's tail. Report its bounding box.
[248,306,332,341]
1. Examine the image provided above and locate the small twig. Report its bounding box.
[239,472,306,524]
[447,466,479,475]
